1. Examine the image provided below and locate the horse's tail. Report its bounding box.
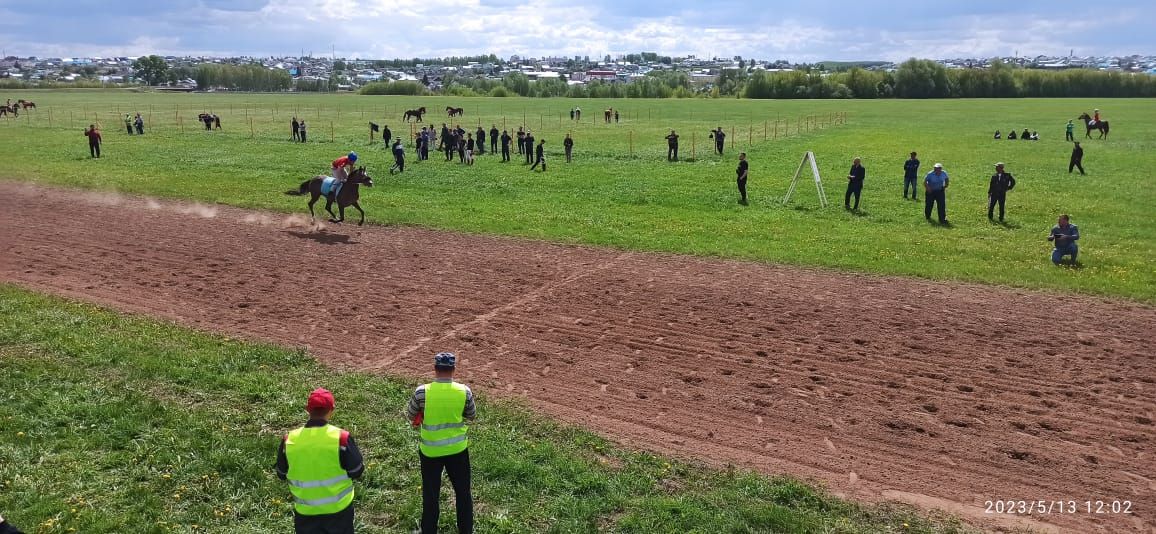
[286,179,311,196]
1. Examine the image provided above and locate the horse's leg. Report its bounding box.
[337,203,346,223]
[325,197,338,222]
[351,202,365,226]
[307,193,319,221]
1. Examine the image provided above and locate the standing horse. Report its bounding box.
[403,106,427,122]
[604,108,613,123]
[288,167,374,225]
[446,106,464,117]
[1078,113,1109,139]
[17,100,35,110]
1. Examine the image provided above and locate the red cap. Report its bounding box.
[306,388,335,411]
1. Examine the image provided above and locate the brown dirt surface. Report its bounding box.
[2,182,1154,533]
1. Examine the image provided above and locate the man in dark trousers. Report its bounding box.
[563,133,574,163]
[710,126,725,155]
[1069,142,1085,175]
[531,139,546,171]
[439,123,450,152]
[475,126,485,155]
[299,120,308,143]
[903,151,920,200]
[292,117,300,141]
[275,388,365,534]
[382,124,392,149]
[987,162,1017,222]
[407,352,477,534]
[665,130,679,161]
[489,124,499,153]
[84,124,102,158]
[1048,214,1080,265]
[924,163,950,224]
[500,130,511,162]
[844,157,865,211]
[391,138,405,174]
[736,152,749,204]
[516,128,525,155]
[445,129,457,161]
[524,130,535,164]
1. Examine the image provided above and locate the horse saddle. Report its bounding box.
[320,177,342,197]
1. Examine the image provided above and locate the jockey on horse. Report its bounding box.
[329,151,358,201]
[1089,109,1101,126]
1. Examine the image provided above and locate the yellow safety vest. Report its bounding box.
[285,424,354,515]
[419,382,469,457]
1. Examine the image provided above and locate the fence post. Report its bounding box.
[691,131,695,160]
[748,125,752,146]
[764,120,767,141]
[250,118,255,138]
[731,126,735,149]
[330,121,334,142]
[629,130,633,157]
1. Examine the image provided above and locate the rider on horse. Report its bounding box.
[1090,109,1101,126]
[330,152,358,200]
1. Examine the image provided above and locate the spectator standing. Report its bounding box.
[465,134,475,165]
[665,130,679,161]
[903,151,920,200]
[710,127,725,155]
[924,163,950,224]
[382,124,392,149]
[736,152,749,204]
[524,131,535,164]
[84,124,102,158]
[134,113,144,135]
[530,139,546,171]
[516,128,525,155]
[124,114,133,135]
[489,125,499,153]
[845,157,865,211]
[563,133,574,163]
[500,130,511,162]
[614,109,619,123]
[274,388,365,534]
[475,127,485,155]
[457,134,466,164]
[292,117,300,141]
[406,352,476,534]
[987,162,1017,222]
[1069,142,1085,175]
[299,120,308,143]
[1048,214,1080,265]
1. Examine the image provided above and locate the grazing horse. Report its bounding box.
[288,166,374,225]
[17,99,35,110]
[1078,113,1109,139]
[403,106,427,122]
[446,106,464,117]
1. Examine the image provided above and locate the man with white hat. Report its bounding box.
[924,163,950,224]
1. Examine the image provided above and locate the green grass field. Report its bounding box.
[0,91,1153,301]
[0,285,973,533]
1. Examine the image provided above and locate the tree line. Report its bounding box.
[744,59,1156,98]
[360,59,1155,99]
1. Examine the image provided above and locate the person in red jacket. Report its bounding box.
[84,124,102,158]
[329,152,358,200]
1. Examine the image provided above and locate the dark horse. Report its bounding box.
[0,105,15,117]
[446,106,464,117]
[1078,113,1109,139]
[403,106,427,122]
[17,99,35,110]
[288,166,374,225]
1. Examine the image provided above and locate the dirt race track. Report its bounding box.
[2,183,1154,533]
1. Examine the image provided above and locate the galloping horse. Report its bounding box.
[446,106,464,117]
[17,99,35,110]
[288,166,374,225]
[403,106,427,122]
[1077,113,1109,140]
[0,105,15,117]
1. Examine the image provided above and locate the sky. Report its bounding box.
[1,0,1152,61]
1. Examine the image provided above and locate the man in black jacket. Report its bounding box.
[524,130,535,164]
[489,124,499,153]
[987,162,1017,222]
[531,139,546,171]
[665,130,679,161]
[1069,142,1085,175]
[500,130,512,162]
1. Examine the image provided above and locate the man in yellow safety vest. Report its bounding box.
[276,388,365,534]
[406,352,477,534]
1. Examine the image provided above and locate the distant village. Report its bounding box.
[2,52,1155,90]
